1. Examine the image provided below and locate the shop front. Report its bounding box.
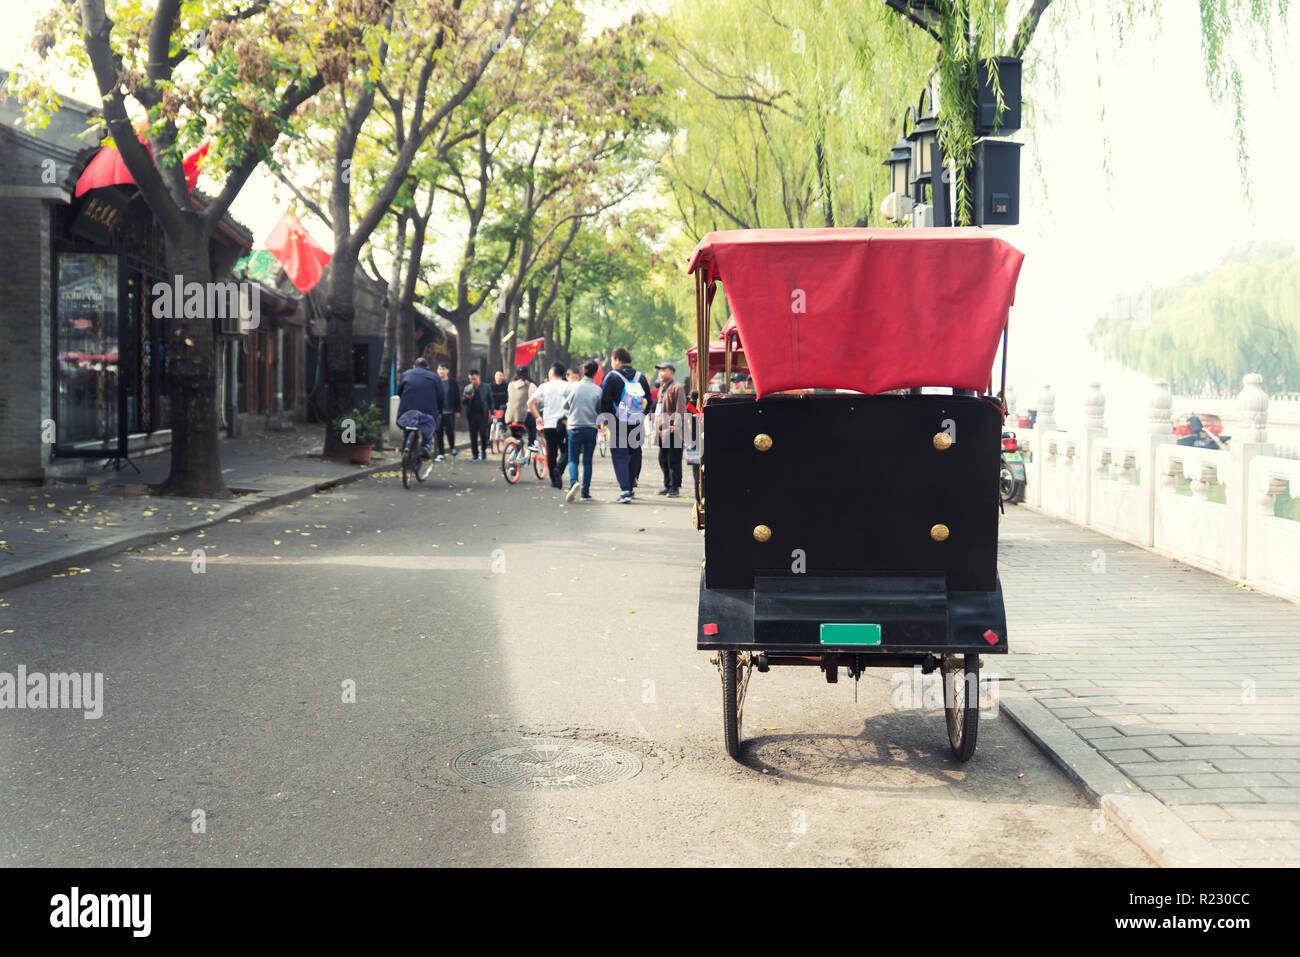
[51,191,171,466]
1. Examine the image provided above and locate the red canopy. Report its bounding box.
[686,341,748,379]
[687,228,1024,397]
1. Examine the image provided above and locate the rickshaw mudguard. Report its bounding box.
[696,569,1008,656]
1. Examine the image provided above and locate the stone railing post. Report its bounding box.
[1140,378,1174,546]
[1080,381,1106,524]
[1028,384,1055,507]
[1229,373,1274,578]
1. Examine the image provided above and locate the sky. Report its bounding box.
[994,1,1300,434]
[4,0,1297,429]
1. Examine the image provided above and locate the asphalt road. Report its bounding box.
[0,448,1150,866]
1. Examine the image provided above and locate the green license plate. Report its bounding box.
[819,623,882,645]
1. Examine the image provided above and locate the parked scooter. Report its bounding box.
[1175,414,1231,450]
[1000,430,1027,505]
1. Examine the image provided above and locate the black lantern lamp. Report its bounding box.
[884,136,912,197]
[908,86,939,201]
[883,106,912,199]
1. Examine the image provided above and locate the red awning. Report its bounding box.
[687,228,1024,397]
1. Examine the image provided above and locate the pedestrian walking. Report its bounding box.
[562,360,603,502]
[530,361,571,489]
[462,370,491,461]
[600,347,655,504]
[654,362,686,497]
[435,362,461,459]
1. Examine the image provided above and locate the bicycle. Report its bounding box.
[400,426,434,488]
[489,409,507,454]
[501,423,548,484]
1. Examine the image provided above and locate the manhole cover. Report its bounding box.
[452,737,642,790]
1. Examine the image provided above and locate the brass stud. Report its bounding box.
[930,523,950,542]
[753,524,772,542]
[753,433,773,452]
[933,432,953,450]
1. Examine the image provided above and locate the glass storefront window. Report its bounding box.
[56,252,120,447]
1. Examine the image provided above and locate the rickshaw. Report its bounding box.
[687,227,1025,761]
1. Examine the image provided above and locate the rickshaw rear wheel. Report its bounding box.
[942,654,980,761]
[720,649,752,760]
[721,650,740,758]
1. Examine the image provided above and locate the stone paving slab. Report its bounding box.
[998,507,1300,867]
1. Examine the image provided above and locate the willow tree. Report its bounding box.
[16,0,381,496]
[1090,244,1300,394]
[887,0,1291,223]
[653,0,934,236]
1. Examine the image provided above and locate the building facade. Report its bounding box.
[1,77,252,482]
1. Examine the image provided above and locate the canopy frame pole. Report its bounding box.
[694,268,707,519]
[694,269,706,395]
[998,318,1009,413]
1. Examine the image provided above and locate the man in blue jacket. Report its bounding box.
[600,347,655,503]
[396,358,443,451]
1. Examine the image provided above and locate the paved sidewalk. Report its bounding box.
[0,425,396,590]
[997,507,1300,867]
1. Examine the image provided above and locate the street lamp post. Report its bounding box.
[882,1,1024,228]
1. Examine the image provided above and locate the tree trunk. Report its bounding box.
[489,320,504,376]
[455,312,475,378]
[158,227,229,498]
[397,209,428,371]
[323,251,359,459]
[562,295,573,362]
[378,212,409,413]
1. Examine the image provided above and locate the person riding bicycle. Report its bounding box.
[395,357,443,452]
[505,365,538,449]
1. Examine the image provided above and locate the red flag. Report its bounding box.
[264,211,332,293]
[513,337,544,368]
[75,140,210,197]
[182,140,209,191]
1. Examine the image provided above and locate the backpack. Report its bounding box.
[614,369,647,423]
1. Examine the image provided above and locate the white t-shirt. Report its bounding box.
[533,379,570,428]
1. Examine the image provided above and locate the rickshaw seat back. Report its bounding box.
[702,392,1001,593]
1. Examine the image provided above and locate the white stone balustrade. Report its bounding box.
[1153,443,1234,577]
[1246,456,1300,602]
[1022,373,1300,604]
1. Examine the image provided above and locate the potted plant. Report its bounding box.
[333,404,385,464]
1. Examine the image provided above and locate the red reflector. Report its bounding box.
[983,629,999,645]
[702,623,719,636]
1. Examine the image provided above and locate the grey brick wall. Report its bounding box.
[0,197,52,481]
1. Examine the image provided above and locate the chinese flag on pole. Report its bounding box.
[513,337,544,368]
[265,211,332,294]
[75,139,210,197]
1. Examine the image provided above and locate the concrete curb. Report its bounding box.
[998,683,1235,868]
[0,458,394,592]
